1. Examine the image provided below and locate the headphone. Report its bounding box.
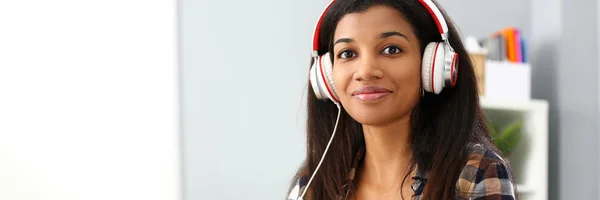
[308,0,459,104]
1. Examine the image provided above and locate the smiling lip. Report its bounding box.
[352,86,392,101]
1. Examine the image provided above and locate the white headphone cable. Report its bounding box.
[298,103,341,200]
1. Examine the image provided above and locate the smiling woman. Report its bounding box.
[332,6,423,127]
[288,0,516,200]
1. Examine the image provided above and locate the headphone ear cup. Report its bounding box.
[310,57,326,100]
[449,52,459,87]
[421,42,445,94]
[320,52,340,102]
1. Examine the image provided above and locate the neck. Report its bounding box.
[359,116,413,194]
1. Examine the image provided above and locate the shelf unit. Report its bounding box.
[480,97,549,200]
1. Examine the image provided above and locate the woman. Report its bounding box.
[288,0,517,200]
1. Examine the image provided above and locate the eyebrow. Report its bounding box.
[333,31,409,46]
[381,31,409,40]
[334,38,353,45]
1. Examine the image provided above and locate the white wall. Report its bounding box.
[0,1,181,200]
[559,0,599,199]
[436,0,531,39]
[179,0,328,199]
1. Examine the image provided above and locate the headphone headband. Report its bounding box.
[417,0,449,40]
[312,0,336,56]
[311,0,450,56]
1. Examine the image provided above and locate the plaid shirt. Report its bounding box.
[288,143,516,200]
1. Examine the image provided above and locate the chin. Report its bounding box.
[346,107,404,126]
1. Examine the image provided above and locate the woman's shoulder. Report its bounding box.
[456,143,516,199]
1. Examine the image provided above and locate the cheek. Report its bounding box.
[332,66,352,95]
[388,60,422,87]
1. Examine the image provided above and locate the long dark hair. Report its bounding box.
[290,0,503,199]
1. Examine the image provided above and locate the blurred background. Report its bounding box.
[0,0,595,199]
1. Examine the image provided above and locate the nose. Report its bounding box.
[354,54,383,81]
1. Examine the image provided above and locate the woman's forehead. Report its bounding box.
[333,5,415,41]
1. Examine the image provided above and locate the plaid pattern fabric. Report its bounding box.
[288,143,516,200]
[456,144,516,200]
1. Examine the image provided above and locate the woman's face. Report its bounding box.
[332,5,422,126]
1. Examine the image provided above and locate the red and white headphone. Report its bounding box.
[308,0,459,104]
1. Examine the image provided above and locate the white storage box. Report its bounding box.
[483,61,531,100]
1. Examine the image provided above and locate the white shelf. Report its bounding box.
[480,96,548,112]
[480,97,549,200]
[516,184,536,194]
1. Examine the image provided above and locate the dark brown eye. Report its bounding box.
[381,46,402,55]
[338,50,356,59]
